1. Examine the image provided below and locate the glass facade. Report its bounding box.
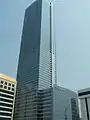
[14,0,55,120]
[71,98,80,120]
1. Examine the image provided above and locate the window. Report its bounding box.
[0,111,12,116]
[5,82,7,85]
[4,86,7,89]
[0,89,14,95]
[0,85,3,88]
[8,83,11,86]
[8,87,11,90]
[0,102,13,107]
[1,81,3,84]
[12,84,15,87]
[0,107,12,112]
[12,88,14,91]
[0,93,14,99]
[0,117,11,120]
[0,98,13,103]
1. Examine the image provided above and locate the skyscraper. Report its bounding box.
[14,0,80,120]
[14,0,56,120]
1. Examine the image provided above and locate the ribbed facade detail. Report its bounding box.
[38,1,53,120]
[38,0,52,90]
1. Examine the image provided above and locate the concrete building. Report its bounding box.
[78,88,90,120]
[53,84,79,120]
[13,0,79,120]
[0,73,16,120]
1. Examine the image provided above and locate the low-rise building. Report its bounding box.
[0,73,16,120]
[53,85,80,120]
[78,88,90,120]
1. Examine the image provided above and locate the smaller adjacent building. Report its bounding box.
[78,88,90,120]
[53,84,80,120]
[0,73,16,120]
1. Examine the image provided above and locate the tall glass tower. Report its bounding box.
[14,0,56,120]
[13,1,80,120]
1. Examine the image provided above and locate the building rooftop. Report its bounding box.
[78,87,90,93]
[0,73,16,83]
[78,88,90,98]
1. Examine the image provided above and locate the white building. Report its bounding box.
[0,73,16,120]
[78,88,90,120]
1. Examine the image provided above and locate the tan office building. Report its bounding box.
[0,73,16,120]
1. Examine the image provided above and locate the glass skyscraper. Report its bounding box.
[14,0,56,120]
[14,0,80,120]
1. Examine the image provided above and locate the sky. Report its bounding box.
[0,0,90,91]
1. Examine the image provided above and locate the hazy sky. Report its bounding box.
[0,0,90,91]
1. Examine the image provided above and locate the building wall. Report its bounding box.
[87,98,90,119]
[37,88,53,120]
[78,88,90,120]
[38,0,56,89]
[38,0,52,90]
[14,1,42,120]
[80,98,87,120]
[53,85,79,120]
